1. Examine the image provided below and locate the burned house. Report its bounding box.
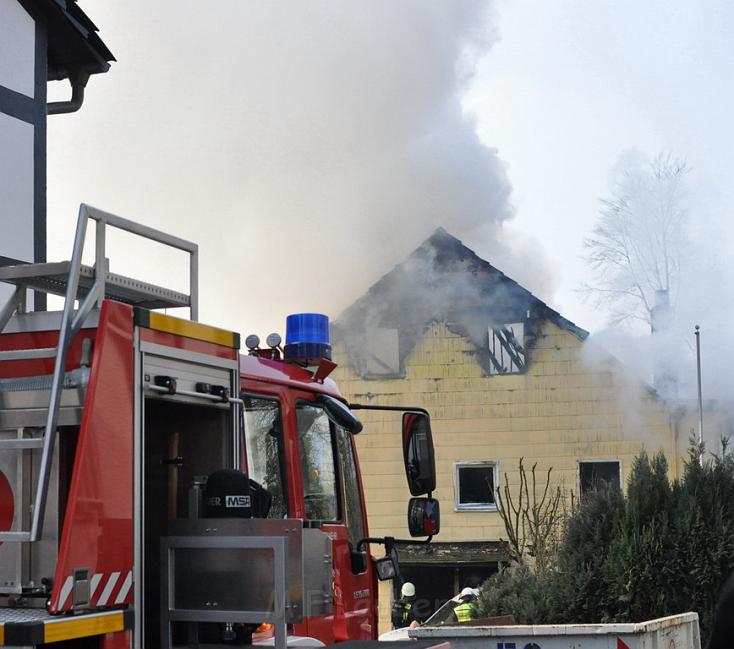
[331,229,681,630]
[335,227,588,379]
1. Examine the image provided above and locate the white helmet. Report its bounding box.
[401,582,416,598]
[460,587,478,598]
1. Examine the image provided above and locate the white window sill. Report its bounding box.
[455,504,498,513]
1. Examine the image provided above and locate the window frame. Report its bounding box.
[577,459,622,498]
[295,399,342,523]
[335,423,367,554]
[454,461,499,512]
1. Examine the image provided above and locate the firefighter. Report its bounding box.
[391,582,418,628]
[451,587,479,623]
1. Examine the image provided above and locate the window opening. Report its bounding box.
[487,322,526,374]
[242,395,287,518]
[455,462,497,511]
[364,327,400,377]
[296,402,339,521]
[578,460,621,498]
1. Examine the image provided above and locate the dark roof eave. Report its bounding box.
[540,305,589,341]
[37,0,115,80]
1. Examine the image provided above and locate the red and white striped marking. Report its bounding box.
[58,570,133,610]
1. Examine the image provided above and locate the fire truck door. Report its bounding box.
[293,397,374,642]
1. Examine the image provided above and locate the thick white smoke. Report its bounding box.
[47,1,519,337]
[586,150,734,427]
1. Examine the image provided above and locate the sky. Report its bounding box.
[464,0,734,333]
[45,1,734,398]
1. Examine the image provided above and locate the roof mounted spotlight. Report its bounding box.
[245,334,260,351]
[266,333,282,348]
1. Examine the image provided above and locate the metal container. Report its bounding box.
[409,613,701,649]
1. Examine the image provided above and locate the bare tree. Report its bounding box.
[495,458,572,574]
[581,152,690,330]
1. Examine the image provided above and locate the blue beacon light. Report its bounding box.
[284,313,331,363]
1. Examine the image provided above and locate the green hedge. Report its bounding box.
[478,445,734,644]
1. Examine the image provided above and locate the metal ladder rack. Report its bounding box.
[0,203,199,543]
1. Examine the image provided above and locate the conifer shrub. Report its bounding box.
[477,444,734,644]
[476,563,549,624]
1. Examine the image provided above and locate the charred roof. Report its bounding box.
[333,228,587,377]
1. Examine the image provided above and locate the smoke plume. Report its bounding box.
[586,150,734,447]
[47,1,518,337]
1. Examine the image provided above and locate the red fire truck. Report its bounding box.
[0,205,440,649]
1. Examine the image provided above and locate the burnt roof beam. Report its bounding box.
[485,344,507,374]
[492,327,526,371]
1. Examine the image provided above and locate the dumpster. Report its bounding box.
[409,612,701,649]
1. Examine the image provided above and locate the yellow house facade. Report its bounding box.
[331,229,687,631]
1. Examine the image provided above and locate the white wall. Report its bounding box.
[0,112,34,262]
[0,0,35,98]
[0,0,37,310]
[0,113,34,307]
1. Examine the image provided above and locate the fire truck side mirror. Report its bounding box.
[374,555,397,581]
[402,412,436,496]
[319,395,363,433]
[408,497,440,537]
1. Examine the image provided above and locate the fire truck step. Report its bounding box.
[0,348,57,361]
[0,607,132,646]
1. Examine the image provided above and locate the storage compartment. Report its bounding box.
[172,547,276,612]
[143,397,233,649]
[160,519,333,649]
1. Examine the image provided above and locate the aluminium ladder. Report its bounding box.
[0,204,198,554]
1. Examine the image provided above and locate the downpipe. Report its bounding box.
[47,70,90,115]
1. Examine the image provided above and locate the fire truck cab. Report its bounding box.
[0,205,440,649]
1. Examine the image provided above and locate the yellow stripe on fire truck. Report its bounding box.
[42,610,127,644]
[0,610,132,646]
[133,308,240,348]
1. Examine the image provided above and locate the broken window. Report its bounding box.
[487,322,526,374]
[454,462,497,511]
[578,460,621,498]
[363,327,400,377]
